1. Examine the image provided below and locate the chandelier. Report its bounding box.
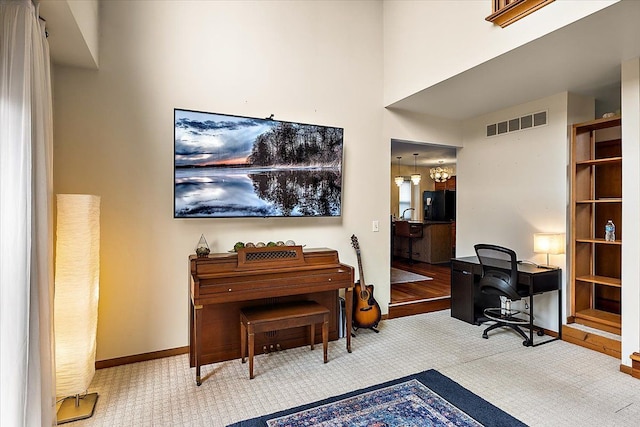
[394,156,404,187]
[411,153,421,185]
[429,161,453,182]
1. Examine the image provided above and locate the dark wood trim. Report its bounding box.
[95,346,189,369]
[94,311,387,369]
[629,352,640,379]
[486,0,555,28]
[534,327,558,338]
[389,298,450,319]
[390,259,452,319]
[620,363,633,377]
[561,325,621,359]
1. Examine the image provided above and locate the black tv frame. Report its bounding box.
[174,109,344,219]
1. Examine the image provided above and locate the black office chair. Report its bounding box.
[474,244,538,346]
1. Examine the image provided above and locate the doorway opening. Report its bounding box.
[389,140,456,319]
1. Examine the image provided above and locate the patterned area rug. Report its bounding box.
[391,267,433,284]
[227,370,525,427]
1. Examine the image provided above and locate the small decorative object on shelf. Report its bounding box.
[231,240,298,252]
[605,220,615,242]
[195,234,210,257]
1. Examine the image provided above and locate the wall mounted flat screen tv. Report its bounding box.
[174,109,344,218]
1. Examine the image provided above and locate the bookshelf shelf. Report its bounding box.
[570,116,622,336]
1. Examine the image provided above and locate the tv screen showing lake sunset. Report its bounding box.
[174,109,344,218]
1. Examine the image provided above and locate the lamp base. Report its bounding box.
[536,264,560,270]
[57,393,98,424]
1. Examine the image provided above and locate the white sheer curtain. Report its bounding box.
[0,0,55,425]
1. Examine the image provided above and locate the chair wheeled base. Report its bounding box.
[482,307,544,346]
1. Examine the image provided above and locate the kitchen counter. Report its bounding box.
[391,220,453,228]
[392,220,452,264]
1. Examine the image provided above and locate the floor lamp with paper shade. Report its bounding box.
[54,194,100,424]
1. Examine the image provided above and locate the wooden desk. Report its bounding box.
[451,256,562,346]
[189,246,354,385]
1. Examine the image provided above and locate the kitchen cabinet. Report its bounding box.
[393,221,452,264]
[434,176,456,191]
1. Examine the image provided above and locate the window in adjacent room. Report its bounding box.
[398,180,412,219]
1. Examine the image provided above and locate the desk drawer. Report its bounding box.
[451,260,479,275]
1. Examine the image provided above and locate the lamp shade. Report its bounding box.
[533,233,565,255]
[54,194,100,398]
[411,153,421,185]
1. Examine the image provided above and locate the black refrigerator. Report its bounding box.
[423,190,456,221]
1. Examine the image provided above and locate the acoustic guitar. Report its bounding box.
[350,234,381,329]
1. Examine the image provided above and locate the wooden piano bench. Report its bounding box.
[240,301,330,379]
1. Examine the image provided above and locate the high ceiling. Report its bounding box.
[39,0,99,69]
[391,1,640,166]
[387,1,638,122]
[40,1,638,168]
[391,140,456,168]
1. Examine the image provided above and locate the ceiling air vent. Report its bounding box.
[534,111,547,126]
[486,110,547,137]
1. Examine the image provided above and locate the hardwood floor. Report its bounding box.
[388,257,451,319]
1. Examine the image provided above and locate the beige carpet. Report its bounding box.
[75,310,640,426]
[390,267,432,284]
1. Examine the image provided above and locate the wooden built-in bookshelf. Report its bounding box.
[569,116,622,337]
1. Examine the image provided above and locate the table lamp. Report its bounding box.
[533,232,565,267]
[54,194,100,423]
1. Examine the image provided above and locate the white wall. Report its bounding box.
[39,0,100,69]
[621,57,640,366]
[386,109,463,147]
[385,109,463,221]
[53,0,387,361]
[457,92,593,331]
[383,0,619,106]
[67,0,99,66]
[52,0,640,367]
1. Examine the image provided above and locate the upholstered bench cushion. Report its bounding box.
[240,301,329,379]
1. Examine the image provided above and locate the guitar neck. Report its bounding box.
[356,250,366,285]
